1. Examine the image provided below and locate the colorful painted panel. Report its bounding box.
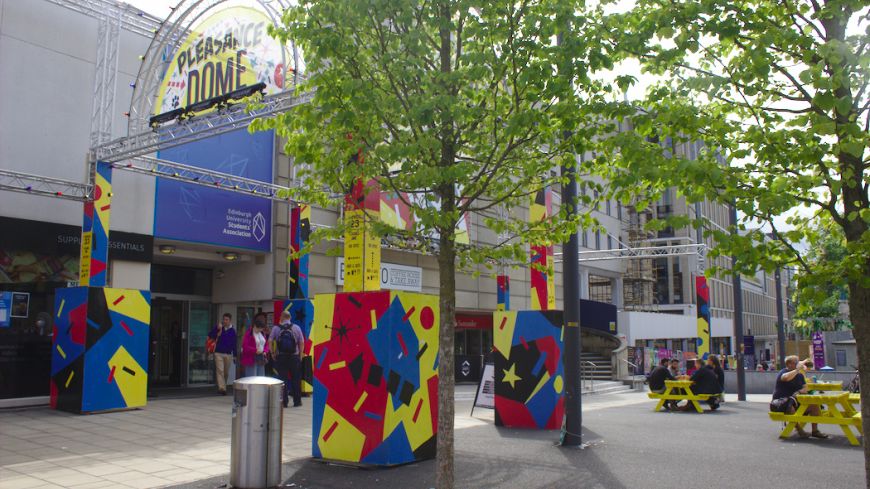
[695,276,710,360]
[497,275,510,311]
[529,188,555,310]
[288,205,311,299]
[79,162,113,287]
[274,299,314,393]
[51,287,150,413]
[311,291,438,465]
[493,310,564,429]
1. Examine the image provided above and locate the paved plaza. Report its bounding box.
[0,386,863,489]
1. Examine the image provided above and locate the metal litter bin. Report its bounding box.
[230,377,284,488]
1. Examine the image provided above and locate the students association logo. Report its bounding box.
[252,212,266,242]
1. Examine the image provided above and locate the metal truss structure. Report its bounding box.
[118,156,302,202]
[96,89,315,162]
[557,243,706,269]
[0,159,307,205]
[46,0,164,149]
[0,169,91,203]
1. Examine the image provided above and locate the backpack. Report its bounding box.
[277,325,296,355]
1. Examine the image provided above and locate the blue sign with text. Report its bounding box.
[155,129,274,251]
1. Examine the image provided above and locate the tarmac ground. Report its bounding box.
[0,386,863,489]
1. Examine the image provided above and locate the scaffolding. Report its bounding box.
[622,202,656,309]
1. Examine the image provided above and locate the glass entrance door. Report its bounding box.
[188,302,212,385]
[149,298,184,387]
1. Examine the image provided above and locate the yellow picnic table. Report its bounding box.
[648,380,714,414]
[806,381,843,392]
[768,392,862,446]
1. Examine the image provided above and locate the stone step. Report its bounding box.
[581,380,633,395]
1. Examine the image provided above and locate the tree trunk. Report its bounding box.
[840,156,869,487]
[849,272,870,488]
[435,231,457,489]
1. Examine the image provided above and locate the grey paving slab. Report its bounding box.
[1,390,864,489]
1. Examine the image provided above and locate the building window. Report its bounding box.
[581,230,588,247]
[593,190,600,210]
[836,350,847,366]
[595,230,601,250]
[607,235,612,250]
[606,199,611,216]
[589,275,613,303]
[617,202,622,220]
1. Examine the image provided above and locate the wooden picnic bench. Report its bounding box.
[768,392,862,446]
[648,380,714,413]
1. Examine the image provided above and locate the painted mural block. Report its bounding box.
[51,286,150,413]
[79,162,113,287]
[695,276,711,360]
[493,310,564,429]
[311,290,438,465]
[497,275,510,311]
[529,188,555,310]
[274,299,314,393]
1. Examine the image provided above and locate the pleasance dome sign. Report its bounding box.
[155,5,294,114]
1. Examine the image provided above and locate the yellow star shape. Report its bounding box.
[502,363,521,389]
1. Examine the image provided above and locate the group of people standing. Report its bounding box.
[648,355,726,411]
[207,311,305,408]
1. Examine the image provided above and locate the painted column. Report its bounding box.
[79,162,112,287]
[529,188,555,310]
[289,204,311,299]
[343,172,381,293]
[496,275,510,311]
[695,275,711,360]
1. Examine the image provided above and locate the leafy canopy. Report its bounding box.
[586,0,869,289]
[253,0,616,267]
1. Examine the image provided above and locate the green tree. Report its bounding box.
[793,215,852,331]
[591,0,870,483]
[254,2,609,486]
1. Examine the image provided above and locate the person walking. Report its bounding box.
[208,313,237,395]
[270,311,305,407]
[240,316,270,377]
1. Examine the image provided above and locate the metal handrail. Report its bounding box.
[581,360,598,393]
[621,359,638,369]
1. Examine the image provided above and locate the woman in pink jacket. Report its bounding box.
[240,315,270,377]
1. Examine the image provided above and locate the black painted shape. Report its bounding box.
[415,342,428,360]
[349,353,364,384]
[387,370,400,395]
[399,380,415,406]
[367,363,383,386]
[412,434,437,460]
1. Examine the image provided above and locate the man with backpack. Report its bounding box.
[270,311,305,407]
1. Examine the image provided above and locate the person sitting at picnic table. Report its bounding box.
[708,354,725,400]
[649,358,679,410]
[770,355,828,439]
[677,358,721,411]
[669,358,680,378]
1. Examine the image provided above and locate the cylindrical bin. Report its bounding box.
[230,377,284,489]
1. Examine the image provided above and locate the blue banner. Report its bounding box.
[155,129,274,251]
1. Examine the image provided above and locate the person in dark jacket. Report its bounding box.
[648,358,678,410]
[708,354,725,401]
[208,313,237,395]
[678,358,721,411]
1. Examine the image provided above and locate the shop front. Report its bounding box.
[0,217,152,404]
[454,311,493,383]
